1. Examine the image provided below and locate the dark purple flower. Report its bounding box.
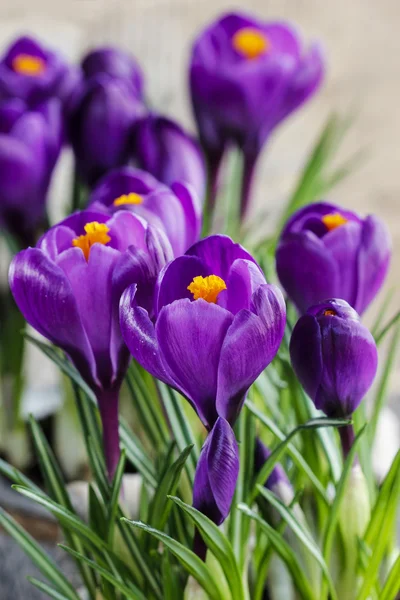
[88,166,201,256]
[132,114,206,201]
[290,299,378,418]
[276,202,391,315]
[0,35,77,108]
[68,75,145,186]
[120,235,285,537]
[81,47,143,98]
[0,98,63,245]
[9,209,172,478]
[189,12,324,215]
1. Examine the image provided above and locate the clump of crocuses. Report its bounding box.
[9,209,173,479]
[120,235,286,553]
[276,202,391,315]
[88,166,202,256]
[189,12,324,216]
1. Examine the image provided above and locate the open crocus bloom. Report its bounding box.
[0,36,77,107]
[89,167,201,256]
[120,235,286,538]
[276,202,391,315]
[9,208,172,478]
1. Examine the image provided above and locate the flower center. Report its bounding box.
[113,192,143,207]
[321,212,348,231]
[72,221,111,261]
[187,275,227,304]
[232,27,270,60]
[323,309,336,317]
[12,54,46,76]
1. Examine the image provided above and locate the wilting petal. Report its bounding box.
[155,255,211,316]
[193,417,239,525]
[156,299,233,428]
[276,231,338,313]
[217,284,286,424]
[355,216,391,314]
[9,248,97,388]
[187,235,259,280]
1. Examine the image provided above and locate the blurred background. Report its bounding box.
[0,0,399,596]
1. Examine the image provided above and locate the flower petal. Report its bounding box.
[289,313,323,401]
[156,299,233,428]
[217,258,265,314]
[187,235,260,280]
[9,248,97,388]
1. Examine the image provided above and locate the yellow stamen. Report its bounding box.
[232,27,270,60]
[187,275,227,304]
[72,222,111,261]
[12,54,46,76]
[113,192,143,207]
[323,309,336,317]
[321,212,348,232]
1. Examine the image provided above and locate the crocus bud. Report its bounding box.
[189,12,324,215]
[0,35,76,107]
[81,47,143,98]
[133,114,206,201]
[68,75,145,186]
[290,299,378,418]
[276,202,391,315]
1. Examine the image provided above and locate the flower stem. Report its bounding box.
[239,153,258,221]
[339,424,356,460]
[96,388,121,481]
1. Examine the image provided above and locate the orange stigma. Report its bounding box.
[232,27,270,59]
[323,309,337,317]
[322,212,348,231]
[113,192,143,207]
[72,222,111,261]
[12,54,46,76]
[187,275,227,304]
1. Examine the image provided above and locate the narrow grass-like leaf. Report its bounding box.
[258,487,337,600]
[249,416,350,503]
[107,449,126,544]
[119,417,157,487]
[122,519,224,600]
[371,288,395,338]
[148,445,193,531]
[0,508,79,600]
[374,311,400,346]
[59,545,147,600]
[246,400,329,505]
[28,578,75,600]
[162,551,182,600]
[238,504,316,600]
[170,496,245,600]
[379,554,400,600]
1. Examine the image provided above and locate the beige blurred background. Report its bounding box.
[0,0,399,384]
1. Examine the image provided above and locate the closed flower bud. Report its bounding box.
[276,202,391,315]
[81,47,143,98]
[290,299,378,418]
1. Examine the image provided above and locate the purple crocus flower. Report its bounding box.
[0,98,63,245]
[9,209,173,479]
[120,235,286,546]
[290,299,378,420]
[81,47,143,98]
[133,114,206,201]
[276,202,391,315]
[88,167,201,256]
[68,75,145,186]
[189,12,324,216]
[0,35,77,108]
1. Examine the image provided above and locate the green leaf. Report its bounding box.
[249,416,351,503]
[379,554,400,600]
[148,445,193,531]
[0,508,79,600]
[238,504,316,600]
[374,310,400,346]
[59,545,147,600]
[122,519,224,600]
[170,496,245,600]
[119,417,157,487]
[107,449,126,545]
[88,484,107,538]
[28,578,75,600]
[246,400,329,505]
[320,426,366,595]
[161,551,182,600]
[0,457,41,492]
[258,487,338,600]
